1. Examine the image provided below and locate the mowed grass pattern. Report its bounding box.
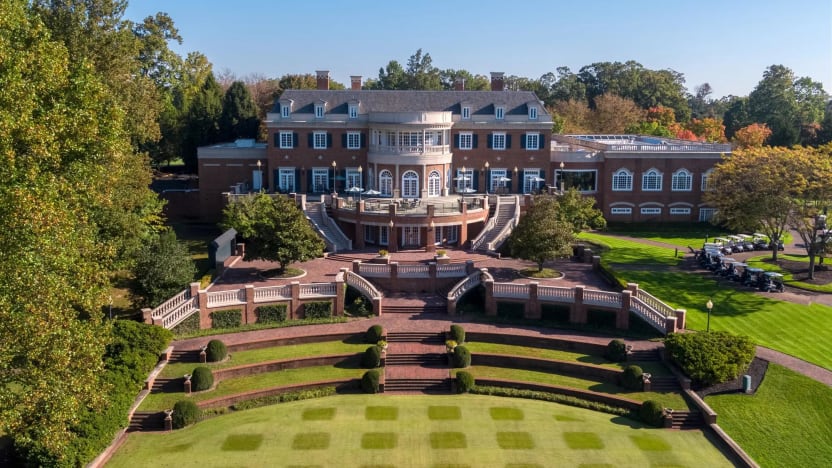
[109,394,732,467]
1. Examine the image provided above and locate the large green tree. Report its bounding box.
[786,145,832,278]
[131,230,196,308]
[221,194,325,272]
[182,73,224,169]
[509,196,575,271]
[554,189,607,232]
[220,81,260,141]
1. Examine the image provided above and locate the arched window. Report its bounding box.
[641,169,663,191]
[611,169,633,191]
[671,169,692,191]
[379,170,393,197]
[401,171,419,198]
[428,170,441,197]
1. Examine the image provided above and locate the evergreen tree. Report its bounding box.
[183,73,224,170]
[220,81,260,141]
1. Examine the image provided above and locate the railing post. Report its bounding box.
[198,289,209,330]
[674,309,686,330]
[244,285,255,324]
[335,269,346,316]
[141,308,153,325]
[664,316,677,334]
[290,281,301,320]
[390,262,399,291]
[189,282,201,297]
[465,260,475,275]
[428,262,437,294]
[626,283,639,295]
[618,290,631,329]
[526,282,540,319]
[571,285,587,324]
[352,260,361,273]
[484,276,496,316]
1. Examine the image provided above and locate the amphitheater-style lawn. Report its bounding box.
[578,232,683,266]
[109,394,732,467]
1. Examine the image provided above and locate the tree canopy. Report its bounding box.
[509,196,575,271]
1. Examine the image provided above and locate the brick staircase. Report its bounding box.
[384,331,451,394]
[386,331,444,343]
[649,376,681,392]
[669,410,705,429]
[150,378,180,393]
[385,353,447,367]
[383,378,451,393]
[169,349,199,363]
[128,411,164,432]
[628,349,661,361]
[384,304,446,314]
[383,294,447,315]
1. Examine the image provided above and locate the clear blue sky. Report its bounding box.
[125,0,831,98]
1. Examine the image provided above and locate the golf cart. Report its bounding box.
[714,257,736,276]
[759,272,785,293]
[713,237,732,254]
[738,234,756,251]
[742,267,765,287]
[728,235,747,253]
[728,262,748,282]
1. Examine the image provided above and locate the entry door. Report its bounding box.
[402,226,419,247]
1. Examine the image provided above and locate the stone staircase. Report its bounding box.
[386,332,445,344]
[383,293,447,315]
[385,353,447,367]
[669,410,705,429]
[383,378,451,393]
[150,378,179,393]
[128,411,164,432]
[628,349,661,361]
[169,349,198,363]
[474,196,517,252]
[304,202,350,253]
[649,376,681,392]
[384,331,451,394]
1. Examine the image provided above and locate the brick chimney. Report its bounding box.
[316,70,330,90]
[454,76,465,91]
[490,72,505,91]
[350,75,362,90]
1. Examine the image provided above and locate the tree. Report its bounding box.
[786,145,832,279]
[509,196,574,271]
[688,118,726,143]
[182,73,224,170]
[723,96,751,139]
[549,67,587,104]
[221,193,325,272]
[131,230,196,307]
[732,123,772,149]
[405,49,442,90]
[220,81,260,141]
[554,189,607,232]
[439,69,489,90]
[590,94,645,133]
[552,99,592,134]
[368,61,407,90]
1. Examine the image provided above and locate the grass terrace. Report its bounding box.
[745,253,832,293]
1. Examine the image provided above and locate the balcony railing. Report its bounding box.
[369,144,450,155]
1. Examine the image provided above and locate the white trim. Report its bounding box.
[609,201,635,207]
[669,207,691,215]
[313,131,327,149]
[641,168,663,191]
[525,132,539,150]
[668,202,694,207]
[461,106,470,120]
[638,202,665,207]
[610,207,632,215]
[640,207,662,215]
[459,132,473,150]
[495,106,505,120]
[671,168,693,191]
[279,131,293,149]
[492,132,506,150]
[346,131,360,149]
[611,168,633,191]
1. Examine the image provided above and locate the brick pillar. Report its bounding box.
[244,284,255,324]
[141,308,153,325]
[674,309,686,330]
[183,378,192,394]
[373,297,383,316]
[316,70,330,90]
[290,281,301,320]
[484,277,496,316]
[526,282,541,319]
[626,283,639,295]
[198,289,210,330]
[356,201,366,249]
[665,316,678,334]
[335,269,346,316]
[490,72,504,91]
[164,411,173,431]
[618,290,631,329]
[189,282,201,297]
[459,201,468,248]
[352,260,361,272]
[428,262,437,294]
[350,75,362,90]
[592,255,601,269]
[390,262,399,291]
[571,285,587,324]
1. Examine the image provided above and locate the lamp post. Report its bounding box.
[331,161,337,193]
[484,161,490,194]
[514,166,519,194]
[705,298,713,332]
[559,161,565,193]
[357,166,363,201]
[256,160,262,192]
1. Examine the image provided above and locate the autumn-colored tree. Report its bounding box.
[646,105,677,127]
[552,99,592,134]
[732,123,772,148]
[688,118,727,143]
[786,144,832,278]
[672,126,699,141]
[590,94,645,133]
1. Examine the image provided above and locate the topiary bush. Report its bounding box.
[255,304,287,323]
[303,301,332,319]
[191,366,214,392]
[621,365,643,390]
[639,400,664,427]
[210,309,242,329]
[605,339,628,362]
[450,324,465,344]
[453,345,471,368]
[361,345,382,369]
[205,339,227,362]
[172,400,200,429]
[361,369,381,393]
[456,371,475,393]
[366,324,384,343]
[664,331,756,387]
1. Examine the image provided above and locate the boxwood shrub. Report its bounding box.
[255,304,287,323]
[366,324,384,343]
[172,400,200,429]
[361,345,382,369]
[191,366,214,391]
[210,309,242,329]
[205,339,227,362]
[639,400,664,427]
[361,369,381,393]
[664,331,756,386]
[171,312,200,336]
[450,324,465,344]
[452,345,471,368]
[304,301,332,319]
[605,339,628,362]
[456,371,475,393]
[621,365,643,390]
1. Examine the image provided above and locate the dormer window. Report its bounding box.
[281,104,289,118]
[315,104,324,118]
[349,104,358,119]
[462,106,470,119]
[529,106,538,120]
[495,106,505,120]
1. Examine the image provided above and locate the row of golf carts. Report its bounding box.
[694,234,785,293]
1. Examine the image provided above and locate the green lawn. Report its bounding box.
[578,232,683,266]
[745,254,832,293]
[109,394,732,467]
[139,364,365,411]
[706,364,832,467]
[160,341,366,378]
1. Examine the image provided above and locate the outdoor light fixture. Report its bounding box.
[429,220,435,229]
[559,160,565,193]
[388,219,394,229]
[705,299,714,332]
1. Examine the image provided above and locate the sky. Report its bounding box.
[124,0,832,98]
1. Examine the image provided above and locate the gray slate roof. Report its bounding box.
[273,90,550,119]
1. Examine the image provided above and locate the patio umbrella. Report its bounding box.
[497,176,511,182]
[346,186,363,193]
[363,189,381,196]
[460,187,477,193]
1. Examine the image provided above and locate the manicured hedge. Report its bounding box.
[605,339,628,362]
[205,339,227,362]
[210,309,242,329]
[664,331,756,386]
[255,304,287,324]
[450,324,465,344]
[304,301,332,319]
[471,386,631,417]
[639,400,664,427]
[191,366,214,391]
[362,369,381,393]
[171,312,200,335]
[172,400,200,429]
[456,371,475,393]
[452,345,471,368]
[621,365,643,390]
[366,324,384,343]
[231,387,337,411]
[361,345,382,369]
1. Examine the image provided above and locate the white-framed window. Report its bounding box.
[428,170,441,197]
[642,169,663,191]
[313,131,327,149]
[492,132,506,150]
[402,170,419,198]
[490,168,507,193]
[525,133,539,150]
[611,207,632,215]
[434,224,443,245]
[349,104,358,119]
[379,170,392,197]
[701,169,713,191]
[279,131,293,149]
[523,169,541,194]
[278,168,295,192]
[640,207,662,215]
[456,168,473,192]
[436,225,459,244]
[281,104,289,118]
[402,226,419,246]
[495,106,505,120]
[461,106,470,119]
[315,104,324,118]
[671,169,693,191]
[670,207,691,215]
[699,207,716,222]
[459,132,473,150]
[346,168,361,190]
[312,168,329,193]
[346,132,360,149]
[529,106,538,120]
[364,225,376,243]
[612,169,633,191]
[379,225,389,246]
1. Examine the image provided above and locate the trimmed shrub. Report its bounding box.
[366,324,384,344]
[605,339,628,362]
[172,400,200,429]
[304,301,332,319]
[346,296,371,317]
[452,345,471,368]
[361,345,382,369]
[231,387,337,411]
[639,400,664,427]
[171,312,200,336]
[456,371,475,393]
[664,331,756,386]
[255,304,287,323]
[621,365,643,390]
[205,339,227,362]
[449,324,465,344]
[471,386,630,417]
[210,309,242,329]
[362,369,381,393]
[541,303,570,323]
[191,366,214,391]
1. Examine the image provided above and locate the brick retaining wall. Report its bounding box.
[475,378,642,411]
[472,353,622,384]
[466,331,608,355]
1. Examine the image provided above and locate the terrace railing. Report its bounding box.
[253,285,292,303]
[343,270,382,301]
[629,297,669,332]
[537,285,575,303]
[582,289,622,308]
[151,289,190,320]
[299,283,336,299]
[206,289,246,308]
[635,289,676,317]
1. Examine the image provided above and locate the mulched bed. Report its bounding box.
[695,357,769,398]
[763,258,832,285]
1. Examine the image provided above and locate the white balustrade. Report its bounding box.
[437,263,467,278]
[254,285,292,303]
[398,264,429,278]
[582,289,622,308]
[358,263,390,278]
[629,297,667,333]
[636,289,676,317]
[537,285,575,303]
[162,297,199,329]
[299,283,336,298]
[151,289,190,319]
[345,271,382,300]
[492,282,529,299]
[447,272,481,301]
[206,288,246,308]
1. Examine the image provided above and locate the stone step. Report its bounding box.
[128,411,165,432]
[387,332,444,343]
[384,379,451,393]
[169,350,199,363]
[670,411,705,429]
[383,305,446,314]
[628,350,661,361]
[385,354,447,366]
[151,378,180,393]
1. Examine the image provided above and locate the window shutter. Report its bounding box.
[472,171,479,189]
[307,169,313,192]
[295,168,301,191]
[521,135,526,149]
[327,134,333,148]
[506,134,512,149]
[487,134,493,149]
[293,133,299,148]
[361,133,367,148]
[307,133,314,148]
[274,133,280,147]
[473,134,479,148]
[341,133,347,148]
[273,169,279,190]
[454,134,460,148]
[539,133,546,149]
